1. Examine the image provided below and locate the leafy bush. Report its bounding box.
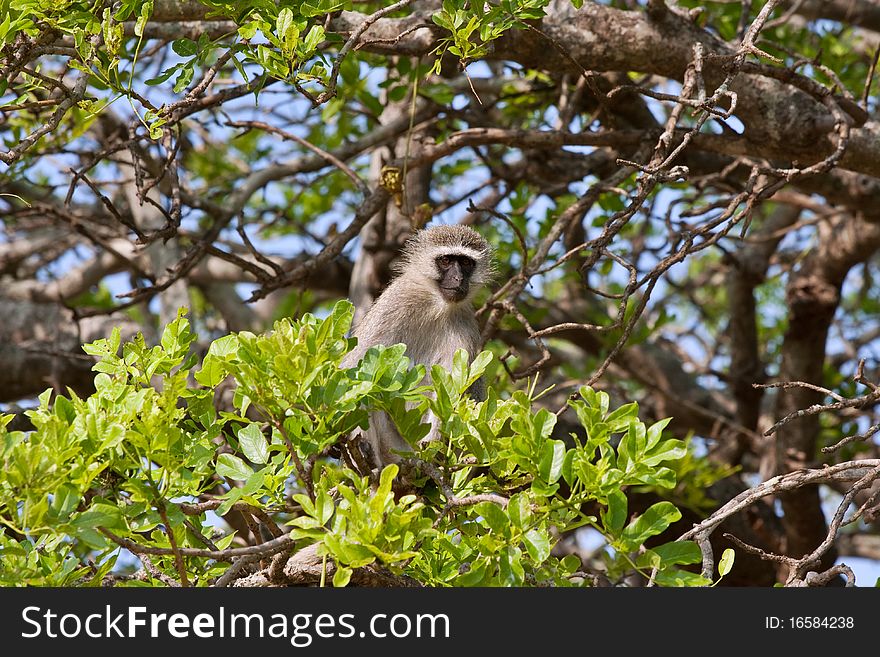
[0,301,712,586]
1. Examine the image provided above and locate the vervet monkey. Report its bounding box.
[341,224,494,469]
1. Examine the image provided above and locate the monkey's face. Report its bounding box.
[435,253,476,303]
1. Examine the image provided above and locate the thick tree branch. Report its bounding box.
[772,214,880,566]
[330,3,880,178]
[783,0,880,34]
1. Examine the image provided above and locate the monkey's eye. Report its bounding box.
[437,255,452,268]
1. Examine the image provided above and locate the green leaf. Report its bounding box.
[388,84,408,102]
[718,548,735,577]
[207,334,239,358]
[301,1,346,18]
[289,515,323,530]
[237,423,269,464]
[215,488,243,517]
[536,408,557,439]
[315,489,334,525]
[645,417,671,450]
[621,501,681,549]
[475,501,508,534]
[73,503,125,531]
[457,561,488,586]
[325,534,374,568]
[451,348,469,391]
[0,14,11,44]
[378,464,398,497]
[617,423,637,471]
[135,0,152,37]
[292,493,316,518]
[51,484,81,519]
[145,63,183,86]
[82,326,121,358]
[240,469,267,496]
[561,448,576,486]
[53,396,76,424]
[216,454,254,481]
[431,364,454,419]
[655,540,702,565]
[636,466,677,489]
[300,25,325,55]
[638,541,702,569]
[238,21,260,40]
[333,565,352,587]
[432,11,452,31]
[336,380,373,406]
[195,356,227,387]
[538,439,565,484]
[522,528,550,563]
[579,385,609,416]
[276,8,299,54]
[530,479,559,497]
[654,568,711,587]
[172,39,197,57]
[507,493,531,528]
[602,489,627,535]
[642,439,687,466]
[606,401,638,431]
[173,63,195,93]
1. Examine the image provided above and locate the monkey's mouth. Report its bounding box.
[439,285,469,302]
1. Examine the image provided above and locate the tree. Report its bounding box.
[1,0,878,587]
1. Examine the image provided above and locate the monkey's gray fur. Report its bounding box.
[341,224,494,469]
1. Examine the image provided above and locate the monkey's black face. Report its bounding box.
[435,254,476,302]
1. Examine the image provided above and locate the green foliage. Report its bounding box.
[430,0,550,71]
[675,0,871,98]
[0,0,561,153]
[0,300,713,587]
[718,548,735,578]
